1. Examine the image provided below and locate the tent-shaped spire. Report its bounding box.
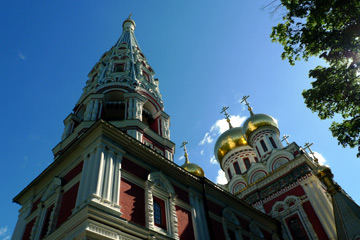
[79,15,162,108]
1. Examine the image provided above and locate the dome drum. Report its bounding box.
[242,114,279,144]
[214,127,248,167]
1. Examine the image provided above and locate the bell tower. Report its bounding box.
[60,15,174,161]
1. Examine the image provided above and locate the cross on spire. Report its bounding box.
[241,95,254,116]
[181,141,190,163]
[282,135,290,145]
[221,106,233,129]
[304,142,319,165]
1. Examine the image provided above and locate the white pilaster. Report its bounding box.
[84,100,94,121]
[11,201,32,240]
[111,153,123,206]
[300,177,336,239]
[91,99,100,121]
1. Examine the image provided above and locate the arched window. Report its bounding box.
[146,172,178,238]
[114,63,125,72]
[233,162,241,174]
[103,91,125,121]
[260,140,268,152]
[269,137,277,148]
[288,217,308,240]
[153,197,166,229]
[243,158,251,170]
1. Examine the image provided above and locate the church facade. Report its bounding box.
[12,16,360,240]
[12,16,281,240]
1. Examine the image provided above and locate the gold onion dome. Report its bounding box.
[180,142,205,177]
[214,127,248,165]
[182,160,205,177]
[242,114,279,141]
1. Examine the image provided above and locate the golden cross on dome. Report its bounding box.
[220,106,233,129]
[241,95,254,116]
[282,135,290,145]
[304,142,319,164]
[180,141,190,163]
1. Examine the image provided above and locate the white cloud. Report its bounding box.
[210,115,246,135]
[313,152,326,165]
[216,169,228,184]
[210,155,217,164]
[178,155,184,161]
[199,115,246,145]
[0,226,8,236]
[18,51,26,60]
[199,132,213,145]
[2,236,10,240]
[200,150,204,155]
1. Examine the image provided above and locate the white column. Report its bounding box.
[11,202,32,240]
[189,193,210,240]
[135,99,143,120]
[111,153,123,206]
[84,100,94,121]
[170,193,179,240]
[102,149,114,201]
[91,99,100,121]
[76,154,91,207]
[145,181,155,230]
[300,177,336,239]
[127,99,134,119]
[95,146,106,197]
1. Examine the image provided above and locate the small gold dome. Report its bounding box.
[182,162,205,177]
[242,114,278,141]
[122,14,136,30]
[214,127,248,165]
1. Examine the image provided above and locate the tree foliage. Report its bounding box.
[270,0,360,157]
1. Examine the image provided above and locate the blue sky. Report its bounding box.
[2,0,359,237]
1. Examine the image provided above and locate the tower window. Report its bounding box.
[153,197,166,229]
[227,168,232,180]
[244,158,251,170]
[256,146,261,158]
[114,63,125,72]
[269,137,277,148]
[260,140,268,152]
[233,162,241,174]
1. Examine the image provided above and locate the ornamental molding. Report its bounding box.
[237,155,309,198]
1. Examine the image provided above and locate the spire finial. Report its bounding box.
[241,95,254,116]
[304,142,319,165]
[221,106,233,129]
[181,141,190,163]
[122,14,136,31]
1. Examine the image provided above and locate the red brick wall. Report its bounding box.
[56,182,79,228]
[173,185,189,204]
[40,204,54,238]
[122,158,149,180]
[63,161,83,183]
[210,219,226,240]
[176,206,195,240]
[302,201,329,239]
[207,200,223,216]
[119,178,145,227]
[30,198,40,214]
[263,185,306,213]
[22,217,36,240]
[236,215,250,231]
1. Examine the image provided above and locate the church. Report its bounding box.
[11,16,360,240]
